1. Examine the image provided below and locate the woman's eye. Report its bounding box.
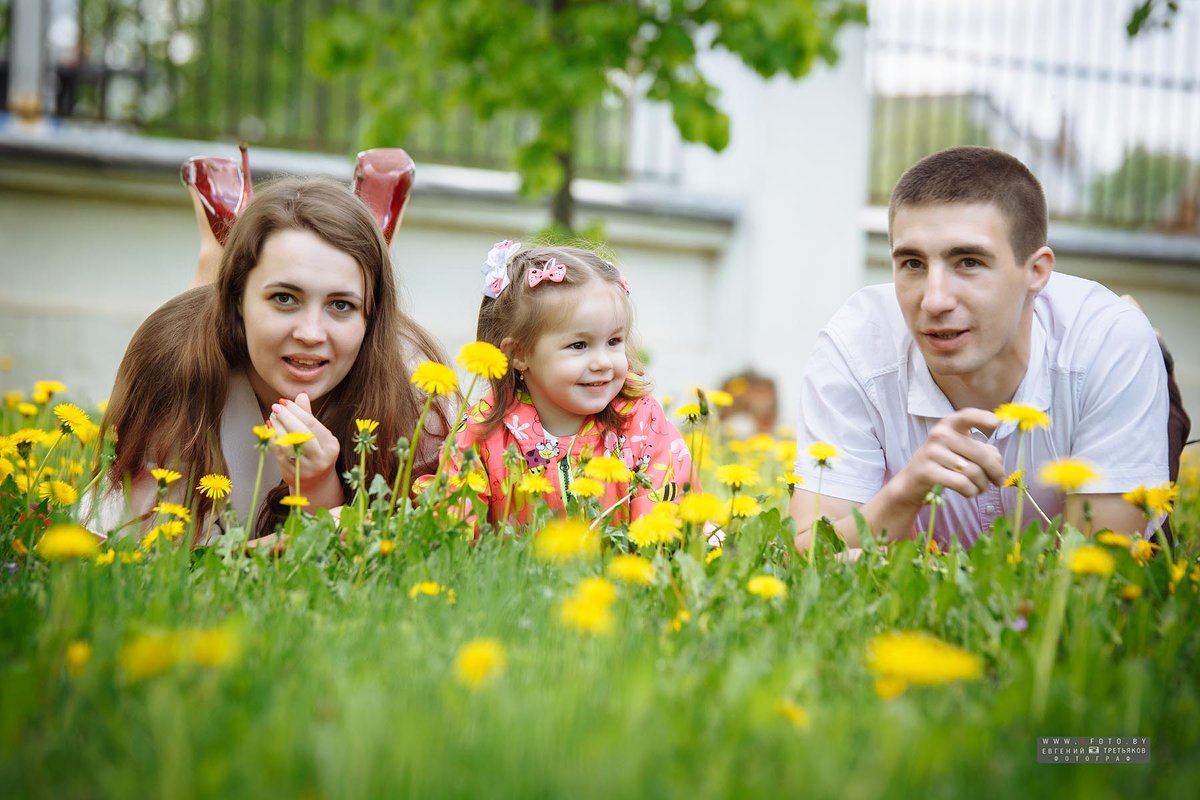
[330,300,355,313]
[272,293,296,305]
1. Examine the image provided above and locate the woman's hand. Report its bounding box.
[268,393,343,506]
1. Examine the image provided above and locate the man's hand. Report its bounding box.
[889,407,1005,512]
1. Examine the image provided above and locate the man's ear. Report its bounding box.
[1027,245,1054,294]
[501,337,526,372]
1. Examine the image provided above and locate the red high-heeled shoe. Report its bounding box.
[180,143,253,245]
[351,148,415,245]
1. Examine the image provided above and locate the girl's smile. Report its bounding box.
[512,283,630,437]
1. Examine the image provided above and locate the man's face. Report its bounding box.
[891,202,1051,398]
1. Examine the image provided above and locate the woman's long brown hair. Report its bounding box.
[102,176,452,540]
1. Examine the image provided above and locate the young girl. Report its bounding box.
[93,176,452,542]
[441,241,692,526]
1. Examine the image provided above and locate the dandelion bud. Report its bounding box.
[393,436,410,458]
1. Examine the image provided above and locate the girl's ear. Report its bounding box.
[501,337,527,372]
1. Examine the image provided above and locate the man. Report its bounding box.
[791,147,1169,551]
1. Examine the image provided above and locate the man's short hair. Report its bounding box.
[888,146,1048,263]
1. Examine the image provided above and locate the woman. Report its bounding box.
[95,176,452,542]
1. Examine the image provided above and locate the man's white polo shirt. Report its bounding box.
[794,272,1169,548]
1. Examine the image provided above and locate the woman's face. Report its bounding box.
[241,228,367,410]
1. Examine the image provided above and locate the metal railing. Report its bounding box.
[867,0,1200,236]
[2,0,651,183]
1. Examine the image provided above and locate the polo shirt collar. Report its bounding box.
[906,315,1051,439]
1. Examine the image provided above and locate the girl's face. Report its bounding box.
[512,282,629,437]
[241,228,367,410]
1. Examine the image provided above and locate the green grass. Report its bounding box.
[2,393,1198,799]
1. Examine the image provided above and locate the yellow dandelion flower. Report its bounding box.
[746,433,776,453]
[1169,560,1187,593]
[36,524,100,561]
[516,473,554,495]
[153,502,192,522]
[148,520,186,543]
[197,473,232,500]
[1096,531,1133,548]
[457,341,509,380]
[12,537,27,558]
[450,470,489,494]
[73,422,100,445]
[120,551,143,564]
[628,511,681,548]
[274,431,316,448]
[251,424,274,442]
[779,472,805,488]
[560,578,617,636]
[1130,538,1159,566]
[141,528,161,551]
[675,403,703,420]
[1144,483,1178,515]
[1120,585,1143,601]
[66,640,91,676]
[607,553,656,585]
[874,675,908,700]
[1069,545,1115,578]
[17,402,38,417]
[0,457,16,486]
[14,475,30,493]
[96,399,108,414]
[34,380,66,398]
[378,539,396,556]
[150,468,182,485]
[119,631,178,682]
[182,626,241,668]
[583,455,633,483]
[53,403,92,435]
[1002,469,1024,488]
[533,518,599,562]
[807,442,838,466]
[776,698,810,730]
[408,581,449,599]
[747,574,787,600]
[410,361,458,396]
[1038,459,1099,493]
[1006,542,1022,565]
[866,631,983,687]
[774,440,798,466]
[280,495,309,507]
[454,638,507,688]
[706,547,722,564]
[650,501,680,519]
[729,495,762,519]
[355,418,380,434]
[577,576,617,606]
[993,403,1050,431]
[94,549,115,566]
[705,390,734,408]
[4,389,23,409]
[569,477,605,498]
[37,480,79,507]
[678,492,730,526]
[668,608,692,633]
[715,463,759,489]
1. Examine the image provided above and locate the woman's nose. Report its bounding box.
[292,308,328,344]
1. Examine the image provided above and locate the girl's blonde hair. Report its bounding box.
[475,245,648,435]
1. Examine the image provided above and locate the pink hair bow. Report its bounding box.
[528,258,566,288]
